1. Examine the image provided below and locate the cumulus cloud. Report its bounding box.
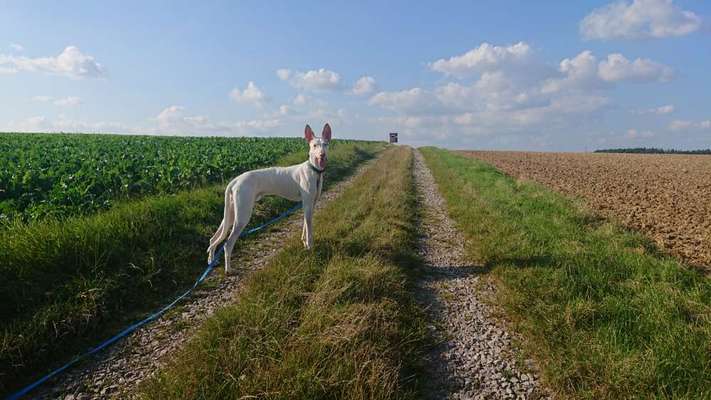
[277,67,341,91]
[5,115,131,133]
[542,51,602,93]
[543,50,673,94]
[598,53,673,82]
[625,128,655,139]
[429,42,531,77]
[352,76,377,95]
[0,46,105,78]
[580,0,702,40]
[31,95,83,107]
[276,68,291,80]
[54,96,82,107]
[229,81,267,106]
[32,95,53,102]
[669,119,711,131]
[369,88,439,113]
[639,104,675,114]
[292,94,308,105]
[368,43,680,142]
[156,105,280,135]
[9,43,23,52]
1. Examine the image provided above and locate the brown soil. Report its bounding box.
[459,151,711,270]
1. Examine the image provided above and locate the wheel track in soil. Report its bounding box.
[35,154,382,400]
[413,149,550,400]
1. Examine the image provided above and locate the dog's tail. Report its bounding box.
[207,183,236,257]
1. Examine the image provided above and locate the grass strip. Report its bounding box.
[0,141,384,396]
[420,147,711,399]
[139,146,428,400]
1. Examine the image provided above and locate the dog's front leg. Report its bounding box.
[302,205,314,250]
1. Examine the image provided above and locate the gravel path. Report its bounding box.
[413,149,549,400]
[36,156,380,400]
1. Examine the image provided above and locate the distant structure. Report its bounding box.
[389,132,398,143]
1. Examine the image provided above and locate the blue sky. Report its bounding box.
[1,0,709,150]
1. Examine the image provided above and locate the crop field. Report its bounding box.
[0,133,308,223]
[461,151,711,270]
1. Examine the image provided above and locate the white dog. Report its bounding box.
[207,123,331,273]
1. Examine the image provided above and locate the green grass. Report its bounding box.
[0,140,385,397]
[139,146,429,400]
[420,147,711,399]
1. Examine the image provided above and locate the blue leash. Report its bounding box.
[7,202,303,400]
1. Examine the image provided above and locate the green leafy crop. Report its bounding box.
[0,133,306,223]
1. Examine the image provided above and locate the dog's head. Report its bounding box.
[304,123,331,170]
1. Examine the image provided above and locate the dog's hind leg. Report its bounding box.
[207,219,224,264]
[223,189,254,274]
[207,186,235,264]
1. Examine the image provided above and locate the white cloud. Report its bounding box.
[32,95,53,102]
[278,68,341,91]
[542,50,602,93]
[625,128,655,139]
[9,43,23,52]
[669,119,693,131]
[229,81,267,106]
[54,96,82,107]
[669,119,711,131]
[369,88,438,113]
[156,105,281,135]
[580,0,702,40]
[369,44,647,142]
[0,46,105,78]
[598,53,673,82]
[369,44,676,145]
[5,115,131,133]
[279,105,290,115]
[293,94,308,105]
[352,76,377,95]
[430,42,531,77]
[544,51,672,93]
[31,95,82,106]
[9,116,49,132]
[276,68,292,80]
[639,104,675,114]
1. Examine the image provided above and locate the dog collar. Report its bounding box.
[308,162,325,174]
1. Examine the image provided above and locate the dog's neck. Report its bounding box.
[307,160,325,174]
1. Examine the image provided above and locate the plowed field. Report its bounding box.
[460,151,711,270]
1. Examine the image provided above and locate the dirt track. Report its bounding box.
[414,150,548,399]
[461,151,711,270]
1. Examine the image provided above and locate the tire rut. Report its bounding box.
[413,149,550,400]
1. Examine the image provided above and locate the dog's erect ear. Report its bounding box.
[322,123,332,142]
[305,124,315,142]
